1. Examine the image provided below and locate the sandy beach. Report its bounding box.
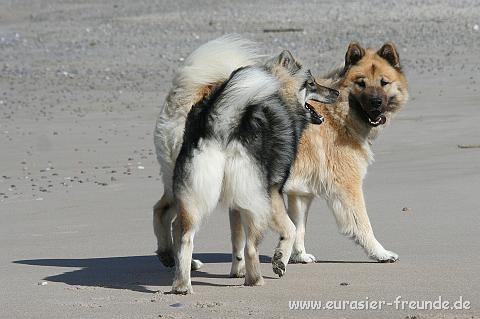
[1,0,479,318]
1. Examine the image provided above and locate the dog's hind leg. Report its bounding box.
[153,193,176,267]
[153,193,204,270]
[287,194,316,264]
[171,141,225,294]
[224,146,267,285]
[326,183,398,263]
[171,202,198,294]
[270,187,296,277]
[229,208,246,278]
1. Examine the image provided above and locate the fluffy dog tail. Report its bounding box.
[176,34,263,91]
[155,35,262,190]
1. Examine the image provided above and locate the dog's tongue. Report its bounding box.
[368,114,386,127]
[305,102,324,125]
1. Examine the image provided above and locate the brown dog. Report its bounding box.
[286,41,408,263]
[228,42,409,275]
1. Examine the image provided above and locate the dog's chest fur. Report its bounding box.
[284,106,373,197]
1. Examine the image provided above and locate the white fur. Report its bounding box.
[287,193,315,263]
[176,141,270,228]
[173,140,274,293]
[178,35,264,89]
[170,64,288,292]
[155,38,304,292]
[326,192,398,261]
[178,139,226,220]
[222,141,270,225]
[214,69,279,138]
[154,35,262,194]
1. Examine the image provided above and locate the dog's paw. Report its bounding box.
[229,261,246,278]
[244,275,264,286]
[230,270,246,278]
[272,250,286,277]
[171,283,193,295]
[290,252,317,264]
[371,249,399,263]
[191,259,203,271]
[156,250,175,268]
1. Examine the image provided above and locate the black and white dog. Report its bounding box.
[169,49,338,294]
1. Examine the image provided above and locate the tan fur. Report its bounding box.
[177,203,194,232]
[170,202,196,294]
[194,82,221,104]
[285,43,408,263]
[289,47,408,196]
[269,63,304,108]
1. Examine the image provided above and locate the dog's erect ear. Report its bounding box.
[344,42,365,69]
[377,42,400,69]
[264,50,301,74]
[277,50,301,74]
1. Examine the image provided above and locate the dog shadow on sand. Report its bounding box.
[14,254,375,293]
[13,253,274,293]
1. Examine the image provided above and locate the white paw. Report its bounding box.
[171,284,193,295]
[191,259,203,271]
[289,252,317,264]
[244,275,264,286]
[370,249,399,263]
[229,260,246,278]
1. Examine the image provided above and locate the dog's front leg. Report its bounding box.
[229,208,246,277]
[326,183,399,263]
[287,194,316,263]
[242,212,265,287]
[270,187,296,277]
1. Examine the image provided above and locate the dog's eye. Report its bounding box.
[380,79,390,87]
[356,80,366,88]
[307,80,315,88]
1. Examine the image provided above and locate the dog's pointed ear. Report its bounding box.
[277,50,301,74]
[377,42,400,69]
[344,42,365,69]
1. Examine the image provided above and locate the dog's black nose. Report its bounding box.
[371,98,383,109]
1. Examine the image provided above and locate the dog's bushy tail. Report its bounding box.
[155,35,262,185]
[175,34,263,90]
[160,34,262,118]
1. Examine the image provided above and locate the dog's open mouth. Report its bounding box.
[305,102,324,125]
[365,110,386,127]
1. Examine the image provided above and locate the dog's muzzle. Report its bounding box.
[365,110,386,127]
